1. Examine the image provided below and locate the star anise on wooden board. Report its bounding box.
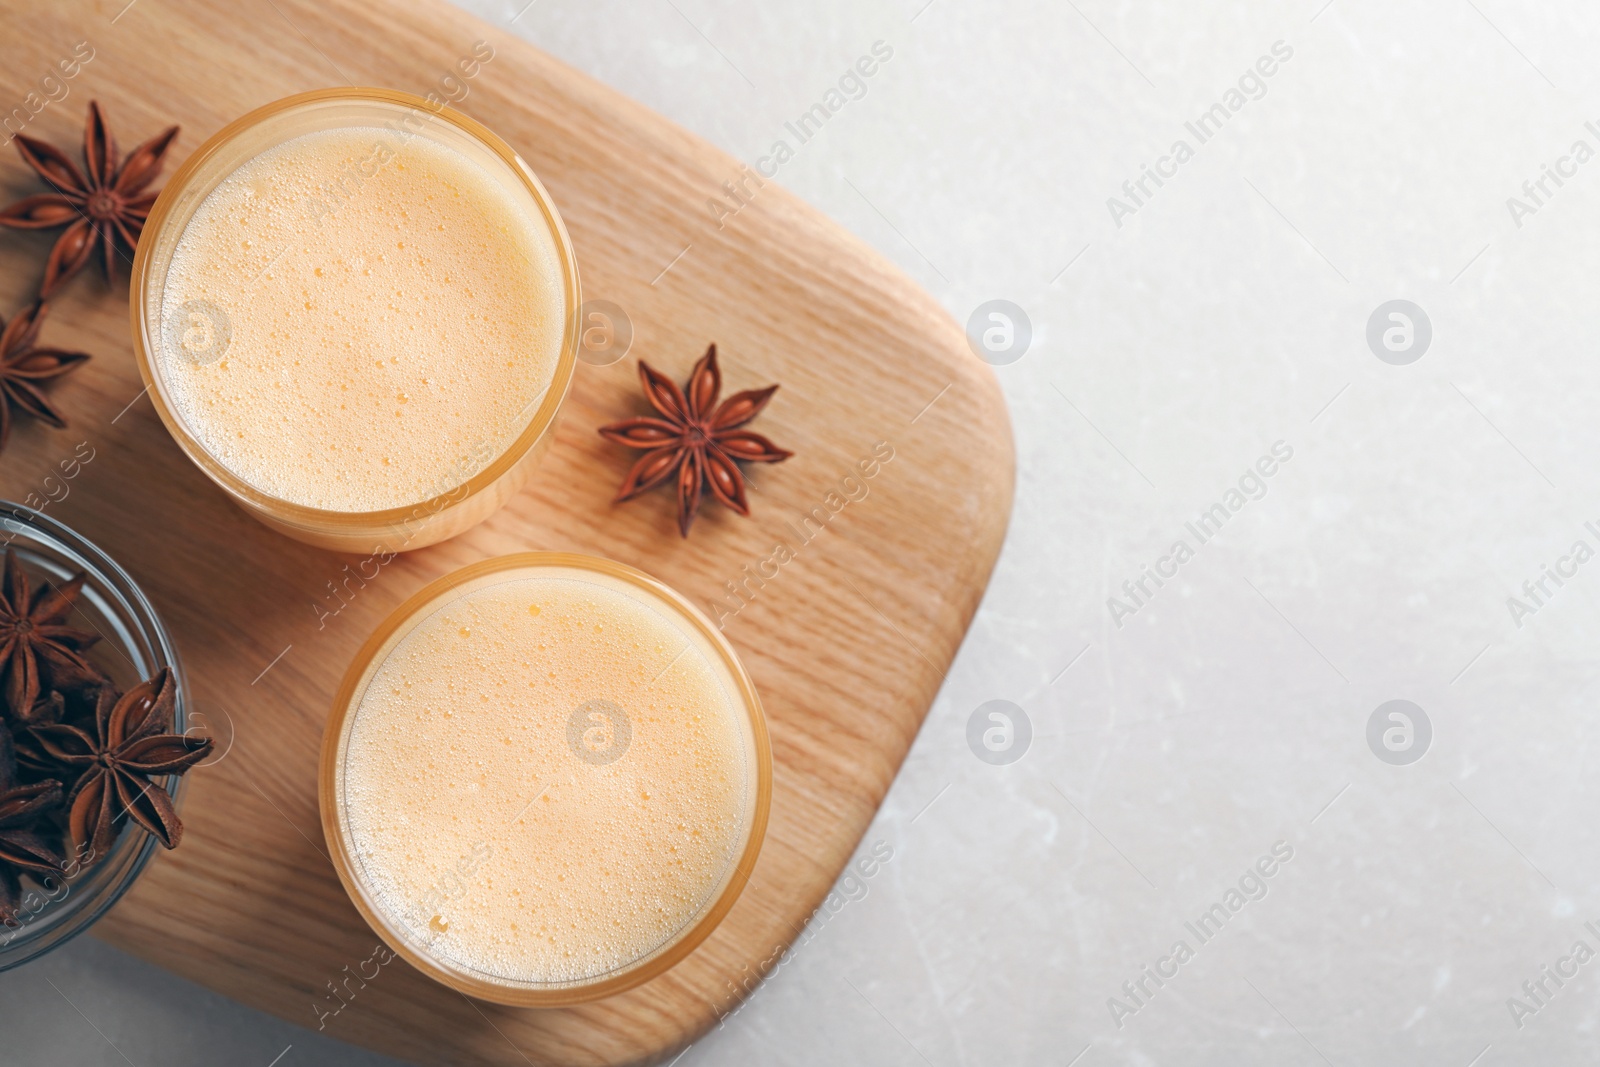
[599,344,793,537]
[0,548,100,718]
[0,301,91,454]
[0,729,63,927]
[0,100,179,299]
[32,668,210,856]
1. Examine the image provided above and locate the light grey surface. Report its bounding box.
[8,0,1600,1064]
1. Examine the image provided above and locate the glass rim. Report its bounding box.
[127,87,582,527]
[317,552,773,1006]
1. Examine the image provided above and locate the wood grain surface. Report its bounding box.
[0,1,1013,1063]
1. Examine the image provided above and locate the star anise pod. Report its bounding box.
[0,301,91,454]
[10,690,65,778]
[599,344,792,536]
[32,668,209,857]
[0,729,64,927]
[0,100,179,299]
[0,548,100,720]
[9,687,66,732]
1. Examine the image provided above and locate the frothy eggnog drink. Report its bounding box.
[156,125,565,512]
[326,556,767,996]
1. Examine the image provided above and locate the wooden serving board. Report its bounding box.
[0,2,1012,1064]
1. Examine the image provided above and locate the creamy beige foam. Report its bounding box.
[340,566,751,985]
[157,126,564,512]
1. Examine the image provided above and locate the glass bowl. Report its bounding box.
[319,553,772,1005]
[0,503,188,971]
[128,88,582,553]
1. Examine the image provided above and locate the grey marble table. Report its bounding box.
[8,0,1600,1063]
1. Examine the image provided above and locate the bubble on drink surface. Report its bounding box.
[165,299,231,366]
[344,567,751,985]
[567,698,631,764]
[156,127,566,513]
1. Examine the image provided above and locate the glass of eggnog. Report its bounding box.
[130,89,579,552]
[319,553,772,1004]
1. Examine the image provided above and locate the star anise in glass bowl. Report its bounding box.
[0,729,63,928]
[33,668,210,857]
[0,546,102,714]
[0,505,204,969]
